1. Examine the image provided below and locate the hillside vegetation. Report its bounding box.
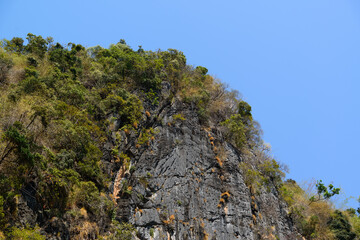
[0,34,358,239]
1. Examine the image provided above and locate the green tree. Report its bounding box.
[25,33,49,58]
[3,37,24,53]
[1,123,36,166]
[238,100,252,122]
[309,180,340,204]
[329,210,356,240]
[196,66,208,75]
[221,100,261,149]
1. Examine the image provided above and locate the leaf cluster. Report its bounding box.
[309,180,340,204]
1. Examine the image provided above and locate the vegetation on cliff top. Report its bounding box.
[0,34,358,239]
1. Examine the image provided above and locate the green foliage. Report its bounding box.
[77,144,103,183]
[38,167,80,213]
[120,180,133,196]
[69,181,101,213]
[348,214,360,238]
[25,33,49,58]
[2,37,25,53]
[280,179,350,239]
[0,196,5,228]
[309,180,340,204]
[27,56,38,67]
[138,76,162,91]
[137,128,156,146]
[2,34,356,240]
[222,114,246,149]
[240,159,284,192]
[24,66,38,78]
[238,101,252,122]
[3,123,35,166]
[8,226,45,240]
[150,227,155,237]
[280,179,304,207]
[328,210,356,240]
[195,66,208,75]
[55,149,76,169]
[0,50,13,84]
[108,220,136,240]
[0,173,22,218]
[57,81,86,106]
[220,100,261,149]
[172,113,186,121]
[145,88,159,106]
[239,162,262,190]
[22,77,45,95]
[258,159,285,187]
[100,88,143,127]
[48,42,84,77]
[302,215,320,239]
[118,152,131,170]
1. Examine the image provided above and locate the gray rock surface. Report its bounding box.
[110,98,301,240]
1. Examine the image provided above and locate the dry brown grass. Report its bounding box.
[215,156,223,167]
[74,221,99,240]
[163,214,175,225]
[282,180,337,240]
[220,191,231,198]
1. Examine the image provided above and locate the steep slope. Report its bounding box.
[106,90,301,240]
[0,35,305,239]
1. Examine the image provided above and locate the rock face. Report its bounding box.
[109,95,301,240]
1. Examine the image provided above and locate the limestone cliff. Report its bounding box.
[104,85,301,240]
[0,37,304,239]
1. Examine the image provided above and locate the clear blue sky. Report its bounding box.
[1,0,359,208]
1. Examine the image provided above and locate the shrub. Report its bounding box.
[108,221,136,240]
[258,159,285,188]
[38,167,80,213]
[329,210,356,240]
[77,143,103,183]
[279,179,342,239]
[0,196,5,228]
[101,89,143,127]
[240,159,284,194]
[69,181,101,214]
[348,214,360,238]
[137,128,157,146]
[239,162,263,191]
[3,123,35,166]
[280,179,304,207]
[21,76,46,94]
[9,226,45,240]
[221,114,246,149]
[57,81,86,106]
[0,51,13,84]
[172,113,186,121]
[136,76,162,91]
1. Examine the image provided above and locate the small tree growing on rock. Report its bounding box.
[309,180,340,205]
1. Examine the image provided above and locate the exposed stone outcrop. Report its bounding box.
[108,93,301,240]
